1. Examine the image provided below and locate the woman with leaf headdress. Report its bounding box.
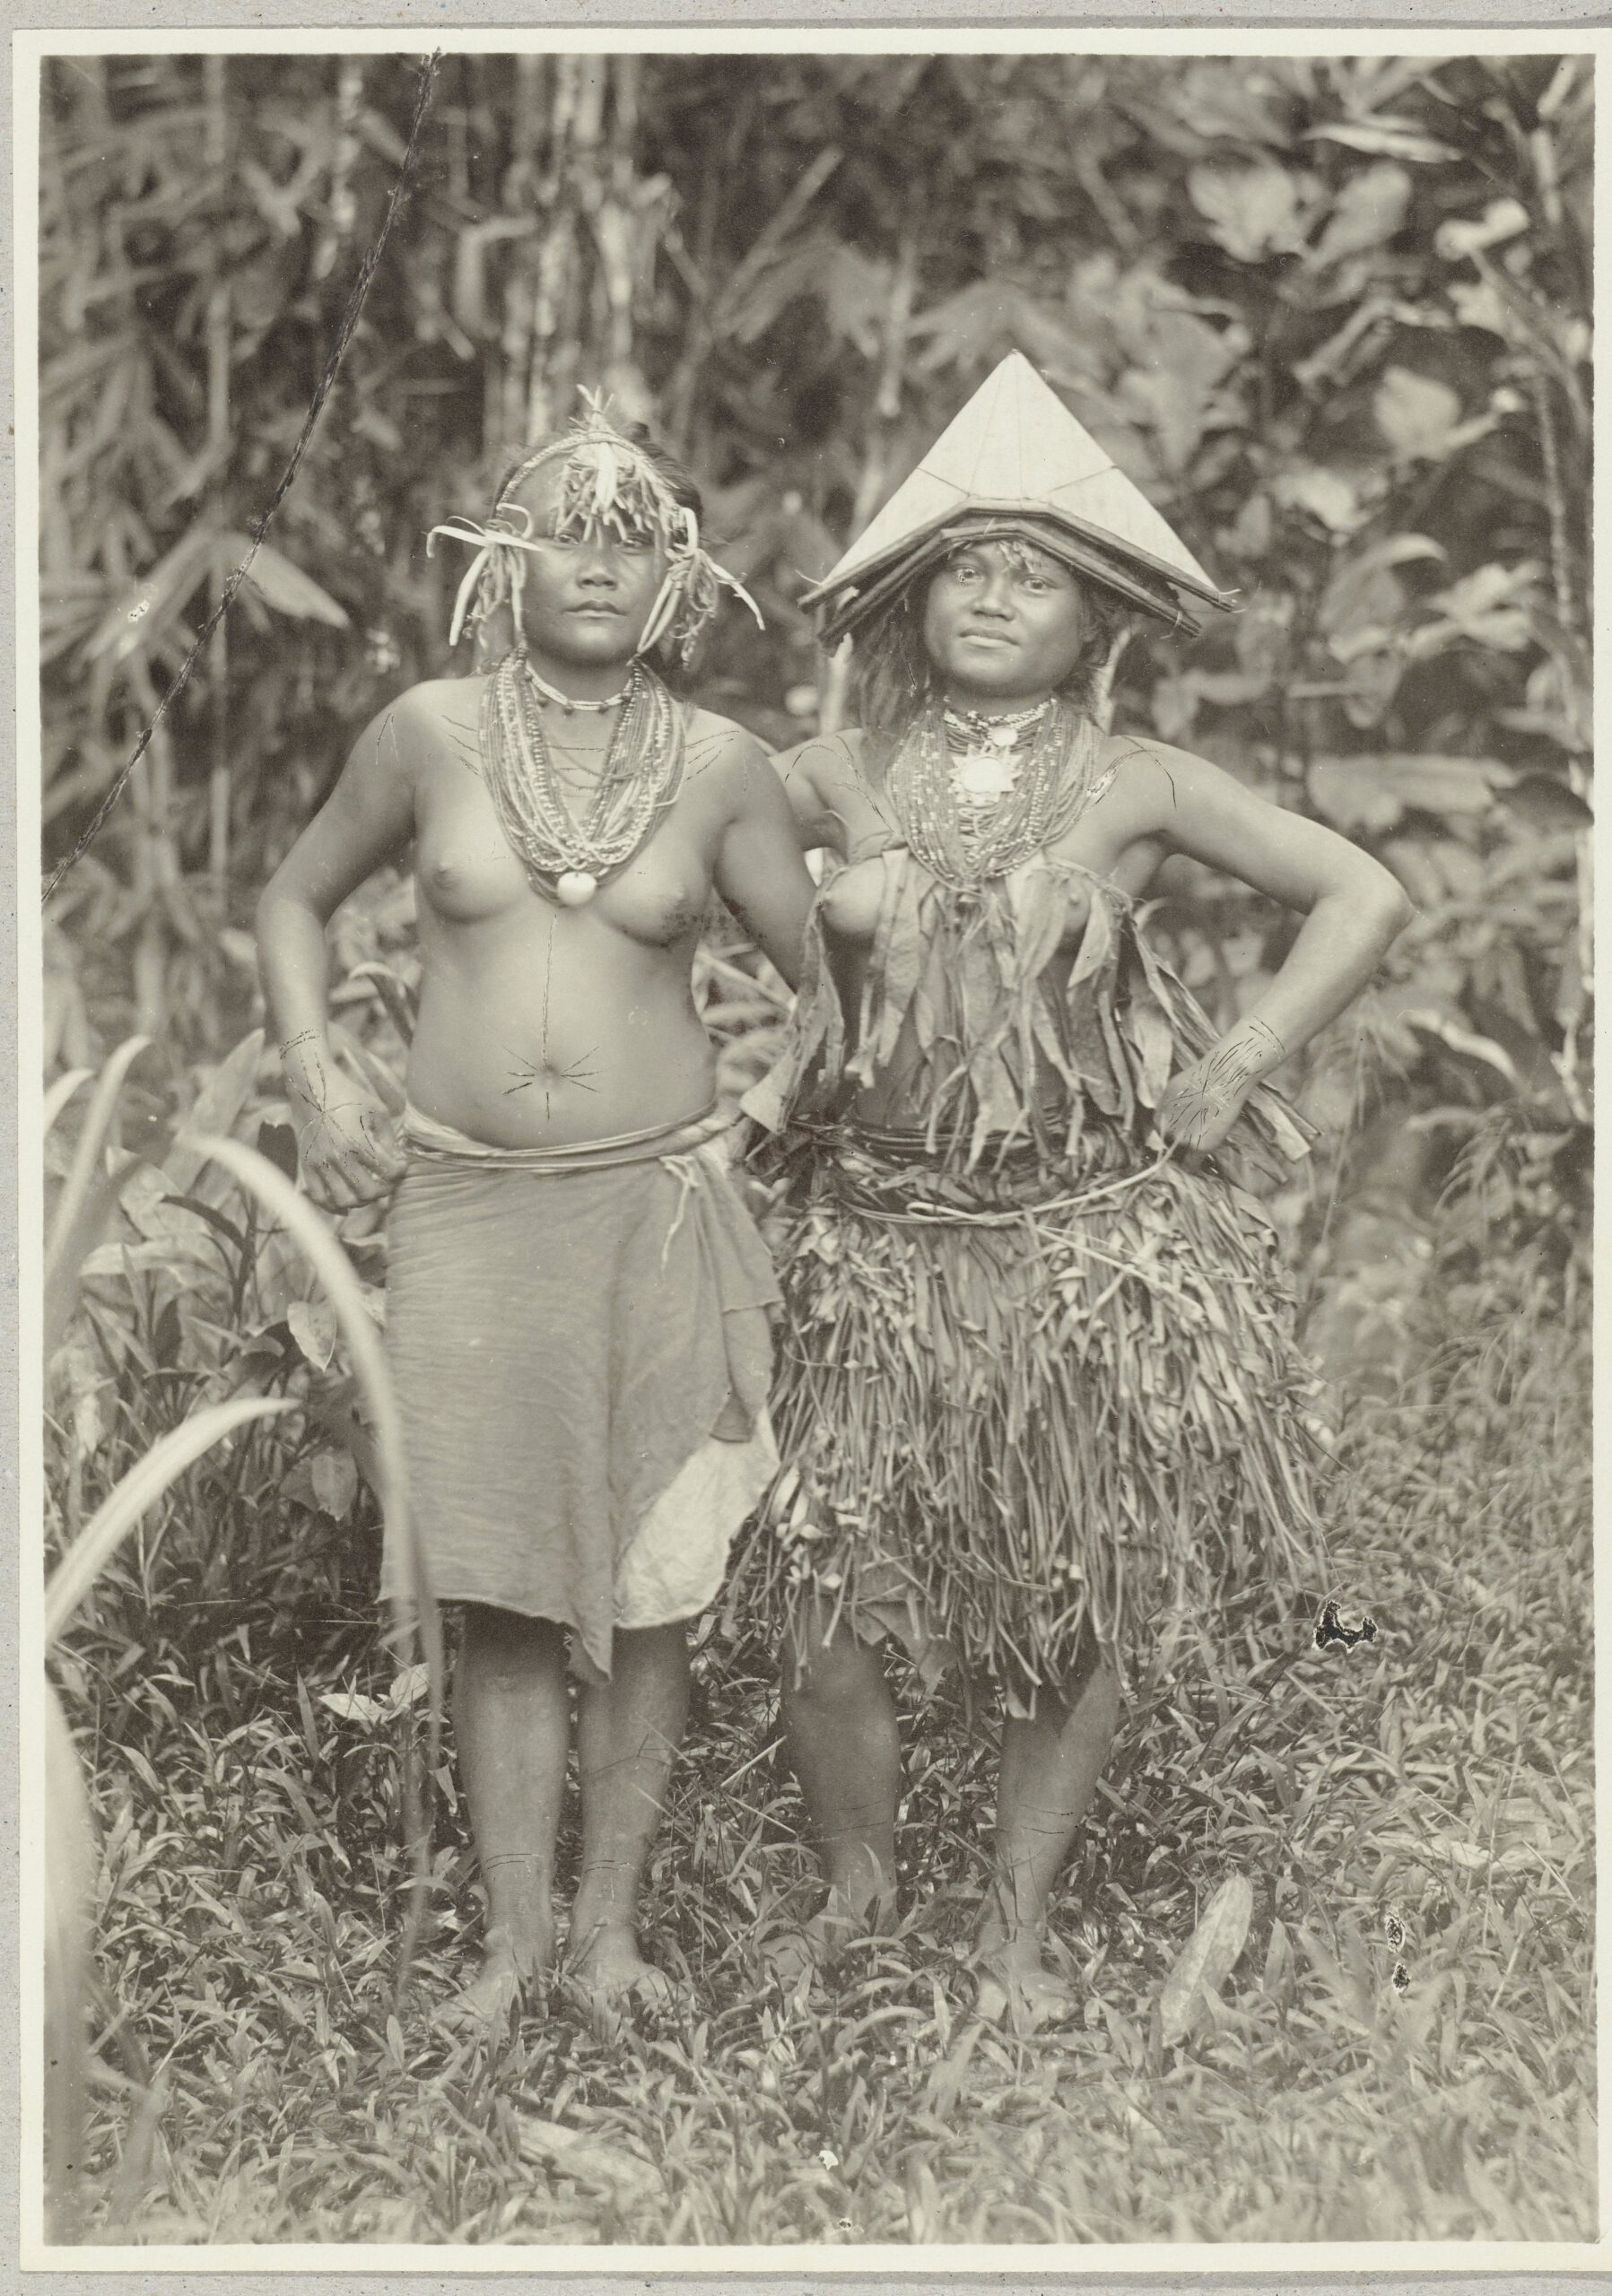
[748,352,1411,2022]
[257,397,815,2027]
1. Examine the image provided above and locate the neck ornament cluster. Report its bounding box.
[885,697,1104,891]
[480,648,684,907]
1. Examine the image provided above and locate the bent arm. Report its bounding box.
[1135,744,1413,1144]
[712,739,818,988]
[256,698,420,1197]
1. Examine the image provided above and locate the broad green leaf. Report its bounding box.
[310,1447,358,1518]
[1305,119,1460,164]
[81,522,216,667]
[43,1069,93,1139]
[1272,465,1364,535]
[1311,163,1412,267]
[1502,773,1594,831]
[319,1689,388,1726]
[231,536,351,628]
[198,1135,435,1738]
[1159,1873,1254,2044]
[1308,753,1512,834]
[1374,368,1463,459]
[46,1396,296,1645]
[1434,196,1529,263]
[1319,535,1444,642]
[164,1031,266,1194]
[44,1036,154,1356]
[820,243,894,358]
[517,2117,663,2205]
[287,1297,340,1372]
[1187,163,1307,263]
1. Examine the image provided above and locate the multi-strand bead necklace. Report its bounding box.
[478,647,684,906]
[886,695,1105,891]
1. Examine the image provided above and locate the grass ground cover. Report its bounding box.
[53,1223,1593,2248]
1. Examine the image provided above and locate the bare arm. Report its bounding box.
[1125,742,1414,1152]
[769,732,865,856]
[710,735,817,988]
[256,697,422,1204]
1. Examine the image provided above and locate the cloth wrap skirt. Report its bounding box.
[745,1119,1328,1713]
[383,1101,779,1681]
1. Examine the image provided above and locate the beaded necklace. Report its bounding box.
[885,697,1104,891]
[943,697,1049,816]
[479,648,684,907]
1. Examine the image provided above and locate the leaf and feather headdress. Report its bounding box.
[428,390,762,662]
[802,352,1236,641]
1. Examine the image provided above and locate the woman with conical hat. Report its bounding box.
[746,352,1411,2020]
[257,397,815,2026]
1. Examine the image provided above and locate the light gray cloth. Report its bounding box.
[382,1110,778,1679]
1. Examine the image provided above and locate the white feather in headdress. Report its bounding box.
[428,390,762,663]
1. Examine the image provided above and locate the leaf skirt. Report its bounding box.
[741,1122,1329,1707]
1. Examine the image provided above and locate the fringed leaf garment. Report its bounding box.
[740,848,1328,1708]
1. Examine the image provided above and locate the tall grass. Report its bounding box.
[42,1066,429,2240]
[49,1188,1592,2245]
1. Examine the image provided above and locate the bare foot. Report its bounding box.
[762,1909,846,1991]
[435,1927,546,2034]
[565,1918,675,2034]
[972,1936,1077,2032]
[762,1883,896,1990]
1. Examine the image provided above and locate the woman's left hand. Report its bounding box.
[1156,1055,1251,1157]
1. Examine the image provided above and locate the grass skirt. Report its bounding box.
[747,1120,1327,1707]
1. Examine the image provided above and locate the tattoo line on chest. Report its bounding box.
[503,921,599,1117]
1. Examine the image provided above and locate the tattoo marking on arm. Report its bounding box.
[1199,1018,1286,1096]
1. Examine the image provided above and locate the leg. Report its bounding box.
[448,1604,571,2024]
[780,1602,902,1938]
[975,1637,1121,2025]
[567,1622,690,2005]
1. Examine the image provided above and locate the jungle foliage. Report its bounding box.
[39,48,1593,2247]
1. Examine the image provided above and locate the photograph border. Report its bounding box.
[13,15,1608,2282]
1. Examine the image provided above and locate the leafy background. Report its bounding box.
[40,50,1592,2246]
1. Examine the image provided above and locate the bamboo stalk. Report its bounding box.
[205,57,232,886]
[1530,366,1578,640]
[820,223,919,735]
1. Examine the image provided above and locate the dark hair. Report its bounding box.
[848,554,1128,740]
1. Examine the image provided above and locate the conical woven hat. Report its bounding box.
[803,350,1232,617]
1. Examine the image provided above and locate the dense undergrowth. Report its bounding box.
[39,46,1595,2253]
[53,1188,1592,2248]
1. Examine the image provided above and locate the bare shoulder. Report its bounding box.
[393,674,484,738]
[680,704,774,801]
[683,702,764,765]
[771,726,867,803]
[1096,729,1239,828]
[370,674,485,783]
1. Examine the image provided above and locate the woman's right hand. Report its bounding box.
[293,1088,406,1210]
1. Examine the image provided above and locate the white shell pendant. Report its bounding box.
[555,870,598,908]
[953,748,1020,804]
